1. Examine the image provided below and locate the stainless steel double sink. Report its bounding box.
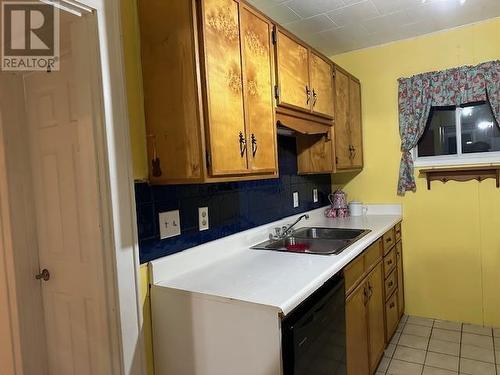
[251,227,371,255]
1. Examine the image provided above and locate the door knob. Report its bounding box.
[35,269,50,281]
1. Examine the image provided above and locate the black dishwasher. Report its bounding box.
[282,274,346,375]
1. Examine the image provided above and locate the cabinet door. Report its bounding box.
[240,6,277,173]
[350,78,363,168]
[367,262,385,374]
[396,241,405,318]
[202,0,248,175]
[296,133,334,174]
[334,68,351,170]
[276,30,311,111]
[346,282,370,375]
[310,52,335,118]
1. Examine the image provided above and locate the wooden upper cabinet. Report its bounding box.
[334,68,351,170]
[346,282,370,375]
[334,66,364,171]
[350,78,363,168]
[310,52,335,118]
[240,5,277,173]
[138,0,277,184]
[275,30,335,120]
[202,0,248,175]
[275,30,310,111]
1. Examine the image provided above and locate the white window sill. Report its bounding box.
[413,153,500,168]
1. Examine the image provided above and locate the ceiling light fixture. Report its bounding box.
[478,121,494,130]
[462,107,473,117]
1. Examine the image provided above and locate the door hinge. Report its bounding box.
[274,85,280,100]
[271,26,277,44]
[206,151,212,167]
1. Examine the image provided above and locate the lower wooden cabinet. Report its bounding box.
[367,263,386,373]
[345,262,385,375]
[346,281,370,375]
[396,241,405,318]
[345,223,404,375]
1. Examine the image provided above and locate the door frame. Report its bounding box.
[0,0,146,374]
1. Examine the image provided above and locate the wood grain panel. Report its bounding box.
[138,0,204,181]
[296,132,333,174]
[240,6,277,173]
[350,78,363,168]
[334,68,351,170]
[310,52,334,118]
[396,241,405,318]
[276,30,310,111]
[386,291,399,340]
[367,263,385,374]
[346,282,370,375]
[202,0,247,175]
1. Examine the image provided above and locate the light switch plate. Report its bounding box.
[293,192,299,208]
[313,189,318,203]
[159,210,181,239]
[199,207,209,231]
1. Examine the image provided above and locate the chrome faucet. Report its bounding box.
[270,214,310,240]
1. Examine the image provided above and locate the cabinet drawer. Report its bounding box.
[384,248,396,278]
[344,255,365,295]
[386,291,399,340]
[383,228,395,255]
[385,269,397,300]
[364,239,383,273]
[395,223,402,242]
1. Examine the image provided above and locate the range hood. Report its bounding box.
[276,111,332,136]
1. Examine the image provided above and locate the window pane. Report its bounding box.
[418,107,457,157]
[461,103,500,154]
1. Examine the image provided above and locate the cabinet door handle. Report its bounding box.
[388,281,394,287]
[387,259,393,266]
[390,302,395,309]
[251,134,258,157]
[312,89,317,107]
[363,285,369,305]
[386,237,392,243]
[239,132,247,158]
[305,85,311,105]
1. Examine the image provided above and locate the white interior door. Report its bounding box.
[20,10,116,375]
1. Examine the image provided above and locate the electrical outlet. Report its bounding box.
[199,207,209,231]
[293,192,299,208]
[159,210,181,239]
[313,189,318,203]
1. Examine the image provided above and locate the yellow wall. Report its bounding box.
[333,18,500,327]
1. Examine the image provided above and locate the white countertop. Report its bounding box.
[150,205,402,315]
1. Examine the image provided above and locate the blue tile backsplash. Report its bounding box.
[135,136,332,263]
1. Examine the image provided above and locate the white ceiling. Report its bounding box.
[247,0,500,55]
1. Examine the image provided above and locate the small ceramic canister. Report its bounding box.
[349,201,368,216]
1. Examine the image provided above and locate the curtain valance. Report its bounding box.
[397,60,500,196]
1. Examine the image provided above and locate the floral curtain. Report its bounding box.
[397,60,500,196]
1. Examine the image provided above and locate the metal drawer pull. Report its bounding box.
[239,132,247,157]
[251,134,258,157]
[305,85,311,105]
[388,281,394,287]
[387,260,393,266]
[390,302,395,308]
[35,269,50,281]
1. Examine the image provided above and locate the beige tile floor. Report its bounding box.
[376,315,500,375]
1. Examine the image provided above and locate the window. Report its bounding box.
[414,102,500,167]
